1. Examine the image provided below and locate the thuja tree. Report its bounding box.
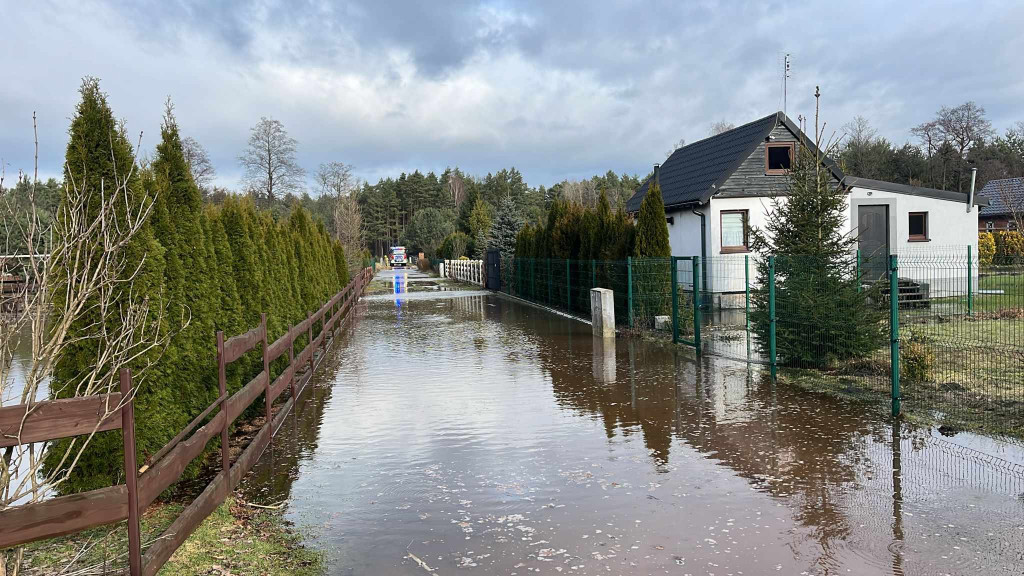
[632,182,672,324]
[43,79,168,492]
[749,118,885,367]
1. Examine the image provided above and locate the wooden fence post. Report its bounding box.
[307,310,314,377]
[287,324,296,399]
[216,331,230,491]
[260,313,271,428]
[120,368,142,576]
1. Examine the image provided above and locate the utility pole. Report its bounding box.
[783,53,791,115]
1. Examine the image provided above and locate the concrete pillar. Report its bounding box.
[592,335,616,384]
[590,287,615,338]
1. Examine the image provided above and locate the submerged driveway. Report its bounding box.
[241,288,1024,575]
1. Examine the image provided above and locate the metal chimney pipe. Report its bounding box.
[967,167,977,213]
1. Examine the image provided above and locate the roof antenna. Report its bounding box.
[783,53,791,116]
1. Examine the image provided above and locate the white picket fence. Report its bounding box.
[443,259,485,286]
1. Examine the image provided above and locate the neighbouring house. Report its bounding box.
[977,177,1023,232]
[626,112,987,306]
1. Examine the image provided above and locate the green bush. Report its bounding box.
[994,230,1024,264]
[440,231,471,259]
[901,330,933,383]
[978,232,996,267]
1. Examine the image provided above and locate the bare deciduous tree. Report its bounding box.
[446,170,466,208]
[710,121,735,136]
[316,161,355,198]
[181,136,215,191]
[1,115,173,575]
[665,138,686,159]
[842,116,877,148]
[559,179,599,207]
[239,117,305,204]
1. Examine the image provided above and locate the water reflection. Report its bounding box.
[242,292,1024,575]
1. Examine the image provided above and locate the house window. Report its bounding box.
[986,221,994,231]
[765,142,794,174]
[720,210,749,253]
[908,212,928,242]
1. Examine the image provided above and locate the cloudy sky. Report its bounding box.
[2,0,1023,190]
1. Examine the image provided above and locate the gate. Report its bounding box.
[485,249,501,290]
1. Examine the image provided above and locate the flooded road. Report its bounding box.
[241,282,1024,575]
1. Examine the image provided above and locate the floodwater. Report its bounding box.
[241,279,1024,576]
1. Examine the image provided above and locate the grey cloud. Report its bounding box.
[1,0,1023,189]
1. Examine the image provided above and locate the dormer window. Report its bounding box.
[765,142,794,174]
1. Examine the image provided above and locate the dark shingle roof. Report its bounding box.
[844,176,990,205]
[627,113,777,212]
[977,177,1024,216]
[626,111,842,212]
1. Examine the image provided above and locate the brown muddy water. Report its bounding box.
[239,287,1024,576]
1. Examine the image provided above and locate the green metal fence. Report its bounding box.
[500,250,1024,440]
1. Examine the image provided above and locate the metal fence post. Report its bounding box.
[692,256,702,354]
[768,256,777,380]
[566,260,571,313]
[627,257,634,329]
[744,254,750,333]
[856,249,862,293]
[967,244,973,315]
[547,259,552,304]
[890,254,901,417]
[120,368,142,576]
[671,257,679,344]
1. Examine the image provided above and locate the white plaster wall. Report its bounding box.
[665,206,706,259]
[848,186,977,256]
[849,185,978,297]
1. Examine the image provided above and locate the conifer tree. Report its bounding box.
[490,193,523,260]
[633,182,671,257]
[150,101,216,415]
[45,78,167,492]
[750,109,885,366]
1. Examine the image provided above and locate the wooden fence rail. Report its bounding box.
[0,267,373,575]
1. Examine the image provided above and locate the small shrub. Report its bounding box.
[978,232,995,267]
[900,330,933,383]
[439,231,471,260]
[994,230,1024,265]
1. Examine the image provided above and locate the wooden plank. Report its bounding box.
[229,418,272,491]
[223,325,263,364]
[268,363,296,404]
[142,471,227,576]
[225,371,268,424]
[266,330,292,364]
[139,410,225,508]
[146,393,225,468]
[0,393,122,448]
[0,485,128,549]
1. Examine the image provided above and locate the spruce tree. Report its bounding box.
[749,138,885,366]
[490,193,523,260]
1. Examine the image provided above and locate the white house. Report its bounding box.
[626,112,986,306]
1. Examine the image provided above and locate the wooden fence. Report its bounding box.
[443,259,484,286]
[0,267,373,575]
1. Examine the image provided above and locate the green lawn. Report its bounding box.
[19,498,323,576]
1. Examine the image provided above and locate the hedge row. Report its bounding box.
[45,79,350,493]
